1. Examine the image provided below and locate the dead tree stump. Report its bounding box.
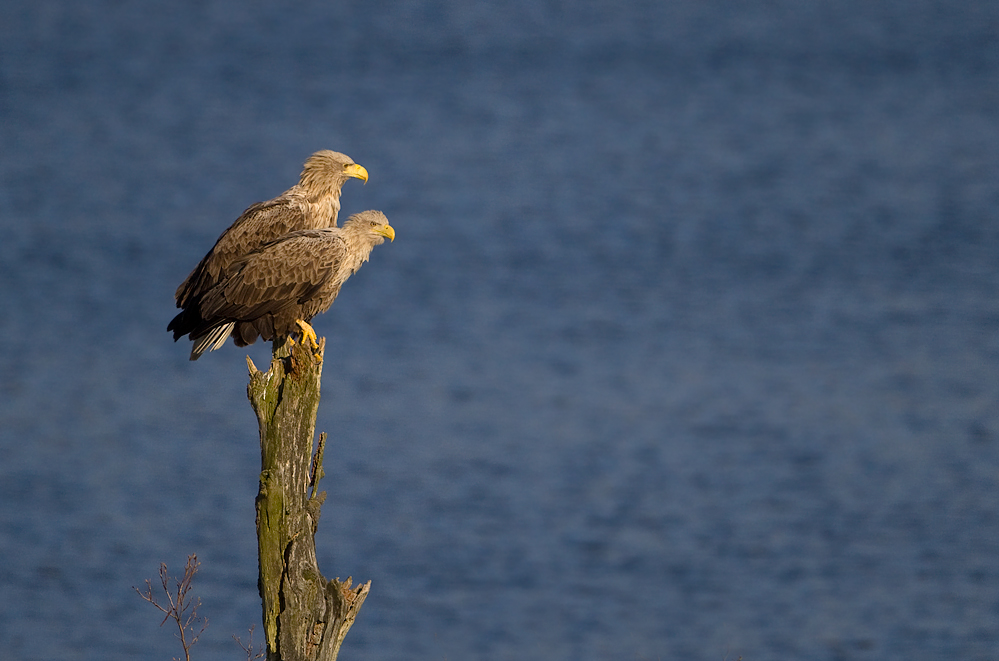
[247,337,370,661]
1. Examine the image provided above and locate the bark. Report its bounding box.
[247,337,370,661]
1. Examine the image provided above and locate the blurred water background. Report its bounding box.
[1,1,998,659]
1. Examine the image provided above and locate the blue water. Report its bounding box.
[2,1,998,659]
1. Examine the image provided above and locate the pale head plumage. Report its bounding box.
[299,150,369,202]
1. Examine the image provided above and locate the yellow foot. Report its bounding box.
[295,319,320,351]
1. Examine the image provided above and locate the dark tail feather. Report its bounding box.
[168,306,202,341]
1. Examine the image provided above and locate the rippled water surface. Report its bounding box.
[2,1,998,659]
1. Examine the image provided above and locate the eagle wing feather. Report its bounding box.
[198,230,348,322]
[175,198,310,307]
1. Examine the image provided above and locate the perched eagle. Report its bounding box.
[168,150,368,339]
[171,210,395,360]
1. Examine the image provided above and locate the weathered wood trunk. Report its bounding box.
[247,337,370,661]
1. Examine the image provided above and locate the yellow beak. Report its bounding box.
[377,224,395,242]
[344,163,369,183]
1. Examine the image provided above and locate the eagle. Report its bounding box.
[168,150,368,341]
[171,210,395,360]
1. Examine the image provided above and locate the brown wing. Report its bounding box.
[197,230,348,324]
[174,196,313,308]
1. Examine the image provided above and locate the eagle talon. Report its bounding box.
[296,319,320,351]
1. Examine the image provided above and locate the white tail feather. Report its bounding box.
[190,322,235,360]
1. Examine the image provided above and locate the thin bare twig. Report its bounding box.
[134,554,208,661]
[234,625,267,660]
